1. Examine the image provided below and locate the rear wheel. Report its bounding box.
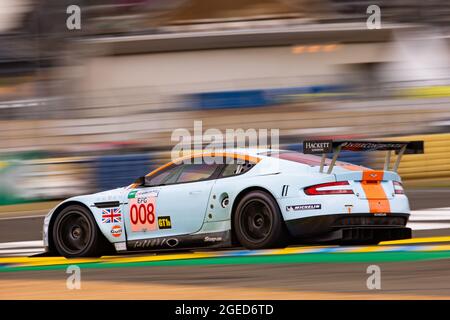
[233,191,286,249]
[52,205,106,257]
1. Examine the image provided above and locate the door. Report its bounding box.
[123,162,221,241]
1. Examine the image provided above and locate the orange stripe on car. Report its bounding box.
[362,170,384,181]
[360,171,391,214]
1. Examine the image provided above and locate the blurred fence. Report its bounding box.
[0,152,169,204]
[8,133,450,204]
[11,0,449,37]
[19,157,94,201]
[94,154,158,192]
[188,85,349,110]
[370,133,450,188]
[1,93,450,154]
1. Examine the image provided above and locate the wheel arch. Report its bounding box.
[47,200,94,253]
[230,186,281,244]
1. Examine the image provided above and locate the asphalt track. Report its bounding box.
[1,189,450,299]
[2,236,450,299]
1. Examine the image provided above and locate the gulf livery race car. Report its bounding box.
[43,140,423,257]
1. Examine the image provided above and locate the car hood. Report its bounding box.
[88,187,127,203]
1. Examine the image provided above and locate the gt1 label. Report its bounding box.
[158,216,172,229]
[128,190,158,232]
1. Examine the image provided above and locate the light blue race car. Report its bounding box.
[43,140,423,257]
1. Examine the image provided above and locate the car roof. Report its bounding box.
[217,148,369,171]
[194,148,283,158]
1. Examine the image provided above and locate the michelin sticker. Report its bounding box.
[287,204,321,211]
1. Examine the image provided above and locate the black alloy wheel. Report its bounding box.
[52,205,106,257]
[233,191,286,249]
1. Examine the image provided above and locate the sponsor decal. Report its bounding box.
[303,140,333,154]
[128,189,159,199]
[127,231,231,251]
[128,190,138,199]
[204,236,222,243]
[101,207,122,223]
[340,141,404,152]
[158,216,172,229]
[132,237,179,249]
[286,204,321,211]
[110,225,122,238]
[114,242,127,251]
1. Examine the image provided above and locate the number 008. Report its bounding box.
[130,203,155,225]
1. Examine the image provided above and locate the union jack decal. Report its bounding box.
[102,208,122,224]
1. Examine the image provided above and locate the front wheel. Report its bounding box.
[233,191,286,249]
[52,205,106,257]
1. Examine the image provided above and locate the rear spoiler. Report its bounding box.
[302,140,424,174]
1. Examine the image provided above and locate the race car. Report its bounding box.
[42,140,424,257]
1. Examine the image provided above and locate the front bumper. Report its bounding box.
[285,213,411,243]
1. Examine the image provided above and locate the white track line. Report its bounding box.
[407,222,450,230]
[2,252,46,257]
[0,240,43,249]
[0,214,46,221]
[0,240,44,257]
[409,209,450,229]
[0,248,44,255]
[409,212,450,220]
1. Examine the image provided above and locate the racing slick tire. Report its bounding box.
[233,190,286,249]
[52,205,108,258]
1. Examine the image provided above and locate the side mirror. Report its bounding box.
[133,176,145,186]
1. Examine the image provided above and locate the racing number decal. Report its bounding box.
[128,190,159,232]
[130,197,156,231]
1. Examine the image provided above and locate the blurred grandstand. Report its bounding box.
[0,0,449,204]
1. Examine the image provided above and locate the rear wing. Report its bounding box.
[302,140,424,174]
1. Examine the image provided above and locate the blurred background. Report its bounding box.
[0,0,449,205]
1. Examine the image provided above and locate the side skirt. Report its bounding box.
[126,230,232,252]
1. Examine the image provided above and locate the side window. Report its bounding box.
[176,163,220,183]
[145,165,181,186]
[220,161,255,177]
[144,157,256,186]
